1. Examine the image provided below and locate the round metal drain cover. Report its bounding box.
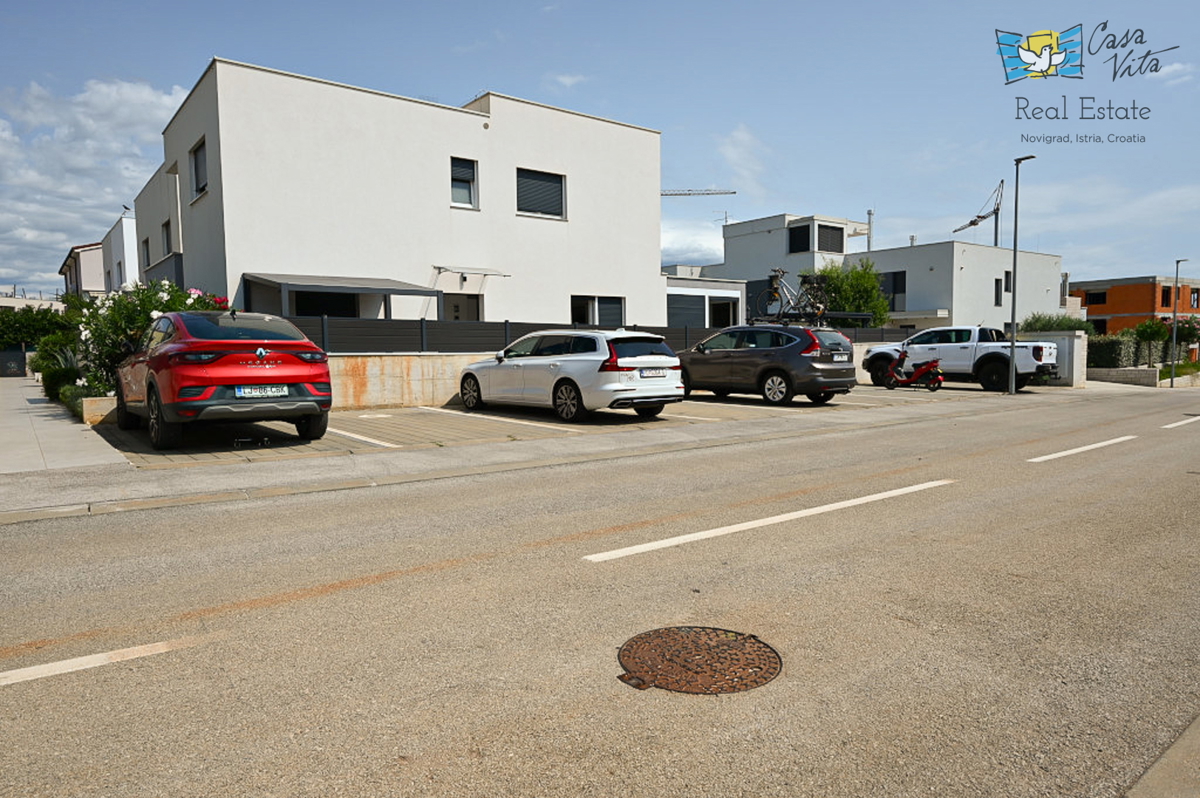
[617,626,782,694]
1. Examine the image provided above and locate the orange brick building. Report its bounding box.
[1069,275,1200,335]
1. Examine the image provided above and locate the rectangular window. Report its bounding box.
[1191,289,1199,309]
[161,220,172,255]
[190,138,208,196]
[1162,286,1173,307]
[995,278,1004,307]
[787,225,810,254]
[140,238,150,270]
[1004,271,1012,292]
[570,295,624,326]
[816,225,844,253]
[451,157,476,207]
[1085,291,1107,305]
[516,168,565,217]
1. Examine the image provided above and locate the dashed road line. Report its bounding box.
[584,480,956,562]
[1027,436,1137,463]
[0,634,219,687]
[1162,416,1200,430]
[418,406,581,432]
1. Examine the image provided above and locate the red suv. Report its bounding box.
[115,311,333,449]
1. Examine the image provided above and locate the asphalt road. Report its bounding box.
[2,385,1199,797]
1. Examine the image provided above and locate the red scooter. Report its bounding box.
[884,348,944,391]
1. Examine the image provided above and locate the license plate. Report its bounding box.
[832,353,849,362]
[236,385,288,398]
[639,368,667,378]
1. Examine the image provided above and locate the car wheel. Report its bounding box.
[553,381,588,422]
[978,362,1008,392]
[461,374,485,410]
[635,404,664,418]
[295,411,329,440]
[806,392,834,405]
[760,371,794,405]
[1015,376,1030,390]
[680,369,692,397]
[869,359,891,386]
[712,389,731,399]
[116,385,140,430]
[147,388,182,450]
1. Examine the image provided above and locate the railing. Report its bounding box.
[285,317,910,354]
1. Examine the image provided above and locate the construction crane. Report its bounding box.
[952,180,1004,246]
[660,189,736,196]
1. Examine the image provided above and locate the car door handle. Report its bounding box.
[549,363,560,370]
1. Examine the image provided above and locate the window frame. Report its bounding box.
[451,157,478,208]
[190,138,208,198]
[516,168,566,218]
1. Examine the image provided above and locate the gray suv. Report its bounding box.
[678,324,856,405]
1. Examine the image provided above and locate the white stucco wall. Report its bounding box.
[148,60,664,324]
[101,217,138,291]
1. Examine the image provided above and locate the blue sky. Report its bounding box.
[1,0,1197,297]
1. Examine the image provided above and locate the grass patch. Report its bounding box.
[1159,360,1200,380]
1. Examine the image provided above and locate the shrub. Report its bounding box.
[73,281,227,395]
[0,305,71,350]
[41,366,81,402]
[1020,313,1095,335]
[27,329,79,374]
[57,384,86,419]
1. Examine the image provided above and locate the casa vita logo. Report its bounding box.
[996,24,1085,83]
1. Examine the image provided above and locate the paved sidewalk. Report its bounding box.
[0,376,129,474]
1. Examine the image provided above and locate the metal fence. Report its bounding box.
[1,348,26,377]
[286,317,910,355]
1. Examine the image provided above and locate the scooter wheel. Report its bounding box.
[884,375,899,390]
[927,379,942,392]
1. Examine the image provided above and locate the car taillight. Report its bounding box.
[171,352,221,364]
[799,329,821,355]
[1032,345,1044,362]
[598,342,635,372]
[296,351,328,363]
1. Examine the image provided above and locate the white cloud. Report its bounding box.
[660,218,724,266]
[1146,62,1195,86]
[0,78,185,294]
[718,124,768,202]
[542,73,588,93]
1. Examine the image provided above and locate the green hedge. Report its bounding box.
[1087,335,1172,368]
[40,366,80,402]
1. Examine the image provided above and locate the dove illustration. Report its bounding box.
[1018,44,1066,74]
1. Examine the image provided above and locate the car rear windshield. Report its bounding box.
[812,329,850,348]
[180,313,308,341]
[612,338,675,358]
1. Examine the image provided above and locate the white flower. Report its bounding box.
[186,296,195,305]
[106,391,115,397]
[121,281,136,291]
[150,310,163,319]
[80,329,91,340]
[76,378,86,387]
[161,279,171,287]
[158,293,169,302]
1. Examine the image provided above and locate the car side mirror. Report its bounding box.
[495,350,506,362]
[695,344,708,354]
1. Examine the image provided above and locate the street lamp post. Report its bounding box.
[1010,155,1036,395]
[1171,258,1189,387]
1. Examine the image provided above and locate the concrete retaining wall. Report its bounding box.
[1087,367,1159,387]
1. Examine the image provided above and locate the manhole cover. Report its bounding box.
[617,626,782,694]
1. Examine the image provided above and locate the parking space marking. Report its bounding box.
[583,480,956,562]
[418,406,581,433]
[1027,436,1137,463]
[0,634,218,687]
[327,427,401,448]
[1163,416,1200,429]
[662,412,722,421]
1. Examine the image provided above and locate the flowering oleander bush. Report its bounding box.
[67,281,229,395]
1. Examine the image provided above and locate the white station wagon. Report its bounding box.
[459,329,685,421]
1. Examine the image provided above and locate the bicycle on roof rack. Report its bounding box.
[753,268,831,324]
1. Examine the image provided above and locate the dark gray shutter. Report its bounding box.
[667,294,706,327]
[451,158,475,181]
[517,169,564,216]
[597,297,623,326]
[817,225,844,253]
[788,225,810,253]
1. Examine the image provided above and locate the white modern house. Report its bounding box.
[100,216,137,292]
[133,58,667,325]
[58,242,105,298]
[708,214,1066,330]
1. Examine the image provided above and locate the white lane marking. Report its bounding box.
[1027,436,1137,463]
[418,406,581,433]
[662,413,722,421]
[584,480,956,563]
[1163,416,1200,429]
[357,413,393,419]
[0,634,217,687]
[327,427,401,448]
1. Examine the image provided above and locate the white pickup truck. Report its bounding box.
[862,326,1058,391]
